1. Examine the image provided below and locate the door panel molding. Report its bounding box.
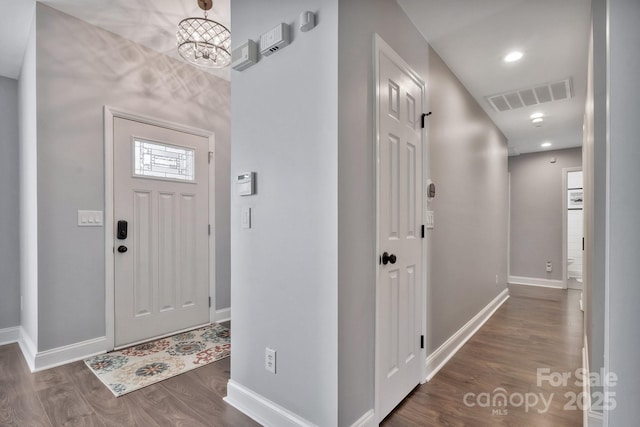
[104,106,216,351]
[374,34,428,422]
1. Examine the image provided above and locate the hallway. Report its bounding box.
[0,286,583,426]
[383,285,584,426]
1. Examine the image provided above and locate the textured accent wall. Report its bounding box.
[35,4,231,351]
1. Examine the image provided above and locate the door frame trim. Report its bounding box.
[562,167,583,290]
[373,34,428,422]
[104,106,216,351]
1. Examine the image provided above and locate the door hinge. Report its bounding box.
[421,112,432,129]
[208,151,213,164]
[420,335,424,349]
[421,224,425,238]
[209,296,212,308]
[208,224,211,235]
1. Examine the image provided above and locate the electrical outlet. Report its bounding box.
[496,275,499,284]
[265,348,276,374]
[546,262,552,272]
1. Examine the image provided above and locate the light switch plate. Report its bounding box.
[78,210,103,227]
[241,207,251,229]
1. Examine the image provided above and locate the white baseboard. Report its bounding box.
[224,380,317,427]
[508,275,564,289]
[215,307,231,323]
[425,288,509,381]
[350,409,375,427]
[0,326,20,346]
[18,327,37,372]
[33,336,107,372]
[18,329,107,372]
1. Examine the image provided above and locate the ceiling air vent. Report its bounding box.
[486,78,573,113]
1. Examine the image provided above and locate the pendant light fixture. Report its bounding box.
[177,0,231,68]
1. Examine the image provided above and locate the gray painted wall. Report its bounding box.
[35,4,231,351]
[337,1,431,423]
[230,1,339,425]
[231,0,509,424]
[19,13,38,347]
[0,76,21,330]
[508,148,582,281]
[605,0,640,423]
[427,47,509,350]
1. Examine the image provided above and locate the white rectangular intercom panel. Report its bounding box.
[260,23,290,56]
[231,40,258,71]
[237,172,255,196]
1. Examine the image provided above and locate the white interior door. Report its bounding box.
[375,36,425,422]
[113,117,210,347]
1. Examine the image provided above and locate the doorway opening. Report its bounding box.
[104,106,217,350]
[563,167,583,291]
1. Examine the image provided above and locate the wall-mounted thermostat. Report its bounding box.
[237,172,256,196]
[231,40,258,71]
[260,23,290,56]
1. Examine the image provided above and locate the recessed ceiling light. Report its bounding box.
[541,142,552,148]
[532,117,544,125]
[530,112,544,119]
[504,51,523,62]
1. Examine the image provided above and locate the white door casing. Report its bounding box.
[375,34,426,422]
[563,167,584,291]
[110,114,211,348]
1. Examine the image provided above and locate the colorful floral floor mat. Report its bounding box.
[84,323,230,397]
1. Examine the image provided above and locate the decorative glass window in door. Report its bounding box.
[133,139,195,182]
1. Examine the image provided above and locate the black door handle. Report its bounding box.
[117,245,128,253]
[381,252,397,265]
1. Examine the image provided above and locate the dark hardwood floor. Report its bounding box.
[0,322,259,427]
[0,286,583,426]
[382,285,584,426]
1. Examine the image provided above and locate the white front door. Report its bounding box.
[375,35,425,422]
[113,117,210,347]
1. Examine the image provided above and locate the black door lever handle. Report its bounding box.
[381,252,397,265]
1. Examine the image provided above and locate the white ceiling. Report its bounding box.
[397,0,592,155]
[0,0,36,79]
[1,0,591,155]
